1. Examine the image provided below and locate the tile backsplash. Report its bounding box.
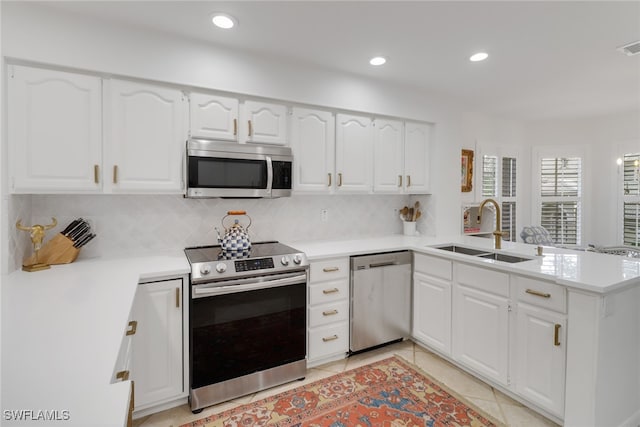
[15,194,432,267]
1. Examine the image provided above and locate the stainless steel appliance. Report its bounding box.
[186,139,293,198]
[350,251,412,353]
[184,241,308,413]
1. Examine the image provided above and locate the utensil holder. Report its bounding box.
[403,221,417,236]
[24,234,80,266]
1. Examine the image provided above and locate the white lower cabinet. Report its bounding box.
[412,254,452,355]
[131,278,187,412]
[513,275,567,418]
[307,257,350,366]
[452,263,510,386]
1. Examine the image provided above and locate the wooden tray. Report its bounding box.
[24,233,80,266]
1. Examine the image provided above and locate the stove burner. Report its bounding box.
[217,249,250,260]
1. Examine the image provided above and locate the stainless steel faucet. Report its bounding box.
[478,198,506,249]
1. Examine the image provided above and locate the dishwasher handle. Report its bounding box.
[368,261,399,269]
[351,251,412,271]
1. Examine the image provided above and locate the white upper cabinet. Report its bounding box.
[404,122,431,193]
[335,113,373,193]
[8,65,103,193]
[105,79,187,193]
[290,107,335,193]
[373,119,404,193]
[189,93,239,141]
[241,100,288,145]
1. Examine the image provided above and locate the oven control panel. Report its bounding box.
[235,257,275,272]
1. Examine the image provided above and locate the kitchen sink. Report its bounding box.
[477,252,533,263]
[433,245,490,256]
[431,244,533,263]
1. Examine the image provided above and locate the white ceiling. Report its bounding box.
[43,1,640,121]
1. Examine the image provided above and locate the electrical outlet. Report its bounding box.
[320,209,328,222]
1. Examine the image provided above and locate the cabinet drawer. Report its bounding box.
[414,253,452,280]
[310,258,349,282]
[309,300,349,328]
[309,322,349,361]
[309,278,349,305]
[514,275,566,313]
[456,263,509,297]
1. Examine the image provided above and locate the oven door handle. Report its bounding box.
[192,273,307,298]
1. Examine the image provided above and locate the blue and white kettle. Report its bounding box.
[215,211,252,258]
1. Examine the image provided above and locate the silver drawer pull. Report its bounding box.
[323,288,339,294]
[526,289,551,298]
[323,267,339,273]
[323,309,338,316]
[322,335,338,342]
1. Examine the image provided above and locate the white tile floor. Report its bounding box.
[133,341,560,427]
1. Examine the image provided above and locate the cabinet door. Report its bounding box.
[8,65,102,193]
[404,122,431,193]
[290,107,335,192]
[106,79,187,193]
[335,113,372,193]
[452,284,509,386]
[131,279,184,409]
[373,119,404,193]
[515,303,566,417]
[413,272,452,355]
[190,93,239,141]
[242,100,288,145]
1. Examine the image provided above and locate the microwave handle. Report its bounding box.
[266,156,273,193]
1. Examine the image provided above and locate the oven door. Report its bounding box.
[190,272,307,390]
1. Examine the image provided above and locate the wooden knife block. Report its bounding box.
[24,234,80,266]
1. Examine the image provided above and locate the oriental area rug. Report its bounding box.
[181,356,504,427]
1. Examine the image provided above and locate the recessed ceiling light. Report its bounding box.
[369,56,386,66]
[469,52,489,62]
[211,13,237,29]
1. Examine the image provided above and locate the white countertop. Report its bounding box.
[286,234,640,294]
[1,252,190,426]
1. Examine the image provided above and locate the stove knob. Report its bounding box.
[200,264,212,275]
[293,254,303,265]
[215,263,227,273]
[281,256,290,266]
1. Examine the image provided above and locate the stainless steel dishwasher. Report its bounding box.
[350,251,412,353]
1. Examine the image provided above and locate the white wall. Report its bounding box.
[525,110,640,246]
[1,2,467,267]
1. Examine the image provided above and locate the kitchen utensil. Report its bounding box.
[215,211,252,256]
[412,201,420,221]
[400,206,409,221]
[415,210,422,221]
[408,208,414,221]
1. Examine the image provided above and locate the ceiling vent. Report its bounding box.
[617,40,640,56]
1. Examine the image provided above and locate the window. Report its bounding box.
[622,153,640,246]
[539,157,582,245]
[480,154,517,241]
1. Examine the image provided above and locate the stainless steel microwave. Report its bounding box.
[186,139,293,198]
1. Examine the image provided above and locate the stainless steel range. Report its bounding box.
[184,241,309,413]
